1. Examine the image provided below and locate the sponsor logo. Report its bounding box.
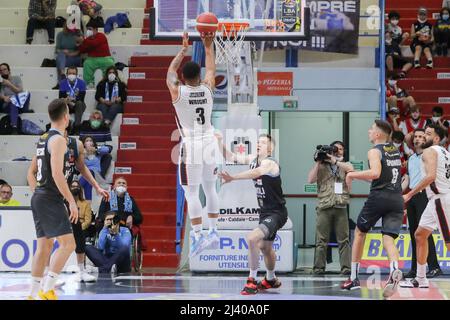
[219,207,261,215]
[215,75,227,90]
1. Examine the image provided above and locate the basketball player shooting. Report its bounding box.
[166,32,220,257]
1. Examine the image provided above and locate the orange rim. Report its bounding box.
[217,21,250,36]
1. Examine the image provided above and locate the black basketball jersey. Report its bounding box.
[413,20,433,36]
[370,143,402,192]
[35,129,70,197]
[250,157,286,212]
[66,137,79,185]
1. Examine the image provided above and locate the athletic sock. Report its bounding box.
[78,263,85,273]
[29,277,42,297]
[417,263,427,278]
[208,217,218,234]
[43,271,59,293]
[249,269,258,279]
[192,224,202,241]
[351,262,359,281]
[266,270,276,281]
[390,260,398,274]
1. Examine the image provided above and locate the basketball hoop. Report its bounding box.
[214,21,250,65]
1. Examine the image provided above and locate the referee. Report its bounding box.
[401,128,442,279]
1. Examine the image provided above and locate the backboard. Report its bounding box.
[150,0,310,41]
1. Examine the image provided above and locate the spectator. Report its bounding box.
[79,135,112,200]
[0,63,31,134]
[0,179,7,187]
[386,75,416,115]
[58,67,87,134]
[80,110,112,142]
[392,130,408,174]
[95,66,127,126]
[386,106,401,132]
[98,177,143,228]
[307,141,353,275]
[410,7,434,69]
[85,211,131,274]
[54,24,82,86]
[26,0,56,44]
[70,180,96,282]
[426,106,450,129]
[77,21,115,88]
[434,7,450,56]
[399,105,427,140]
[0,184,21,206]
[385,31,413,78]
[386,11,410,45]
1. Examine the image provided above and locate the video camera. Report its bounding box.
[315,145,338,162]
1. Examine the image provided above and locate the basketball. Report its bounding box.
[196,12,218,36]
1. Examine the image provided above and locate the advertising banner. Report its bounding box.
[360,230,450,272]
[0,209,77,272]
[257,72,294,96]
[189,230,295,272]
[265,0,361,54]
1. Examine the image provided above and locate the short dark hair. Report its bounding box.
[182,61,201,80]
[331,140,345,149]
[48,98,68,122]
[427,124,446,141]
[413,128,425,135]
[392,130,405,141]
[388,11,400,19]
[374,120,393,136]
[432,106,443,115]
[66,66,78,74]
[104,211,120,224]
[0,183,12,191]
[0,63,10,71]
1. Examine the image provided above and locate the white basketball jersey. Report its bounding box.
[424,145,450,199]
[172,84,214,138]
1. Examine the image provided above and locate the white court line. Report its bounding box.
[114,275,348,281]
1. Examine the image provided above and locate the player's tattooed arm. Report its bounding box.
[167,32,189,100]
[404,147,437,202]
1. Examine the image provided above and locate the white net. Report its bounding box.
[213,22,249,65]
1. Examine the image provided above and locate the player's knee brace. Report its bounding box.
[202,181,219,214]
[182,185,203,220]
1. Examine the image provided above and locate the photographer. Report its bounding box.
[85,211,132,274]
[307,141,353,275]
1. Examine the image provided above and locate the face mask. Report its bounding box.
[432,116,441,122]
[388,80,397,86]
[90,120,101,129]
[116,186,127,194]
[443,14,450,20]
[67,74,77,82]
[1,74,8,79]
[71,188,80,196]
[390,20,399,26]
[393,142,402,148]
[108,73,116,82]
[86,30,94,38]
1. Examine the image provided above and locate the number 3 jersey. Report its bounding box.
[423,145,450,199]
[173,84,214,138]
[370,143,402,193]
[35,129,70,197]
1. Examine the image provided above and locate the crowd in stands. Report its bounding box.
[0,0,140,276]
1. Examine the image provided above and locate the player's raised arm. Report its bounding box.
[202,33,216,89]
[220,159,276,183]
[166,32,189,101]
